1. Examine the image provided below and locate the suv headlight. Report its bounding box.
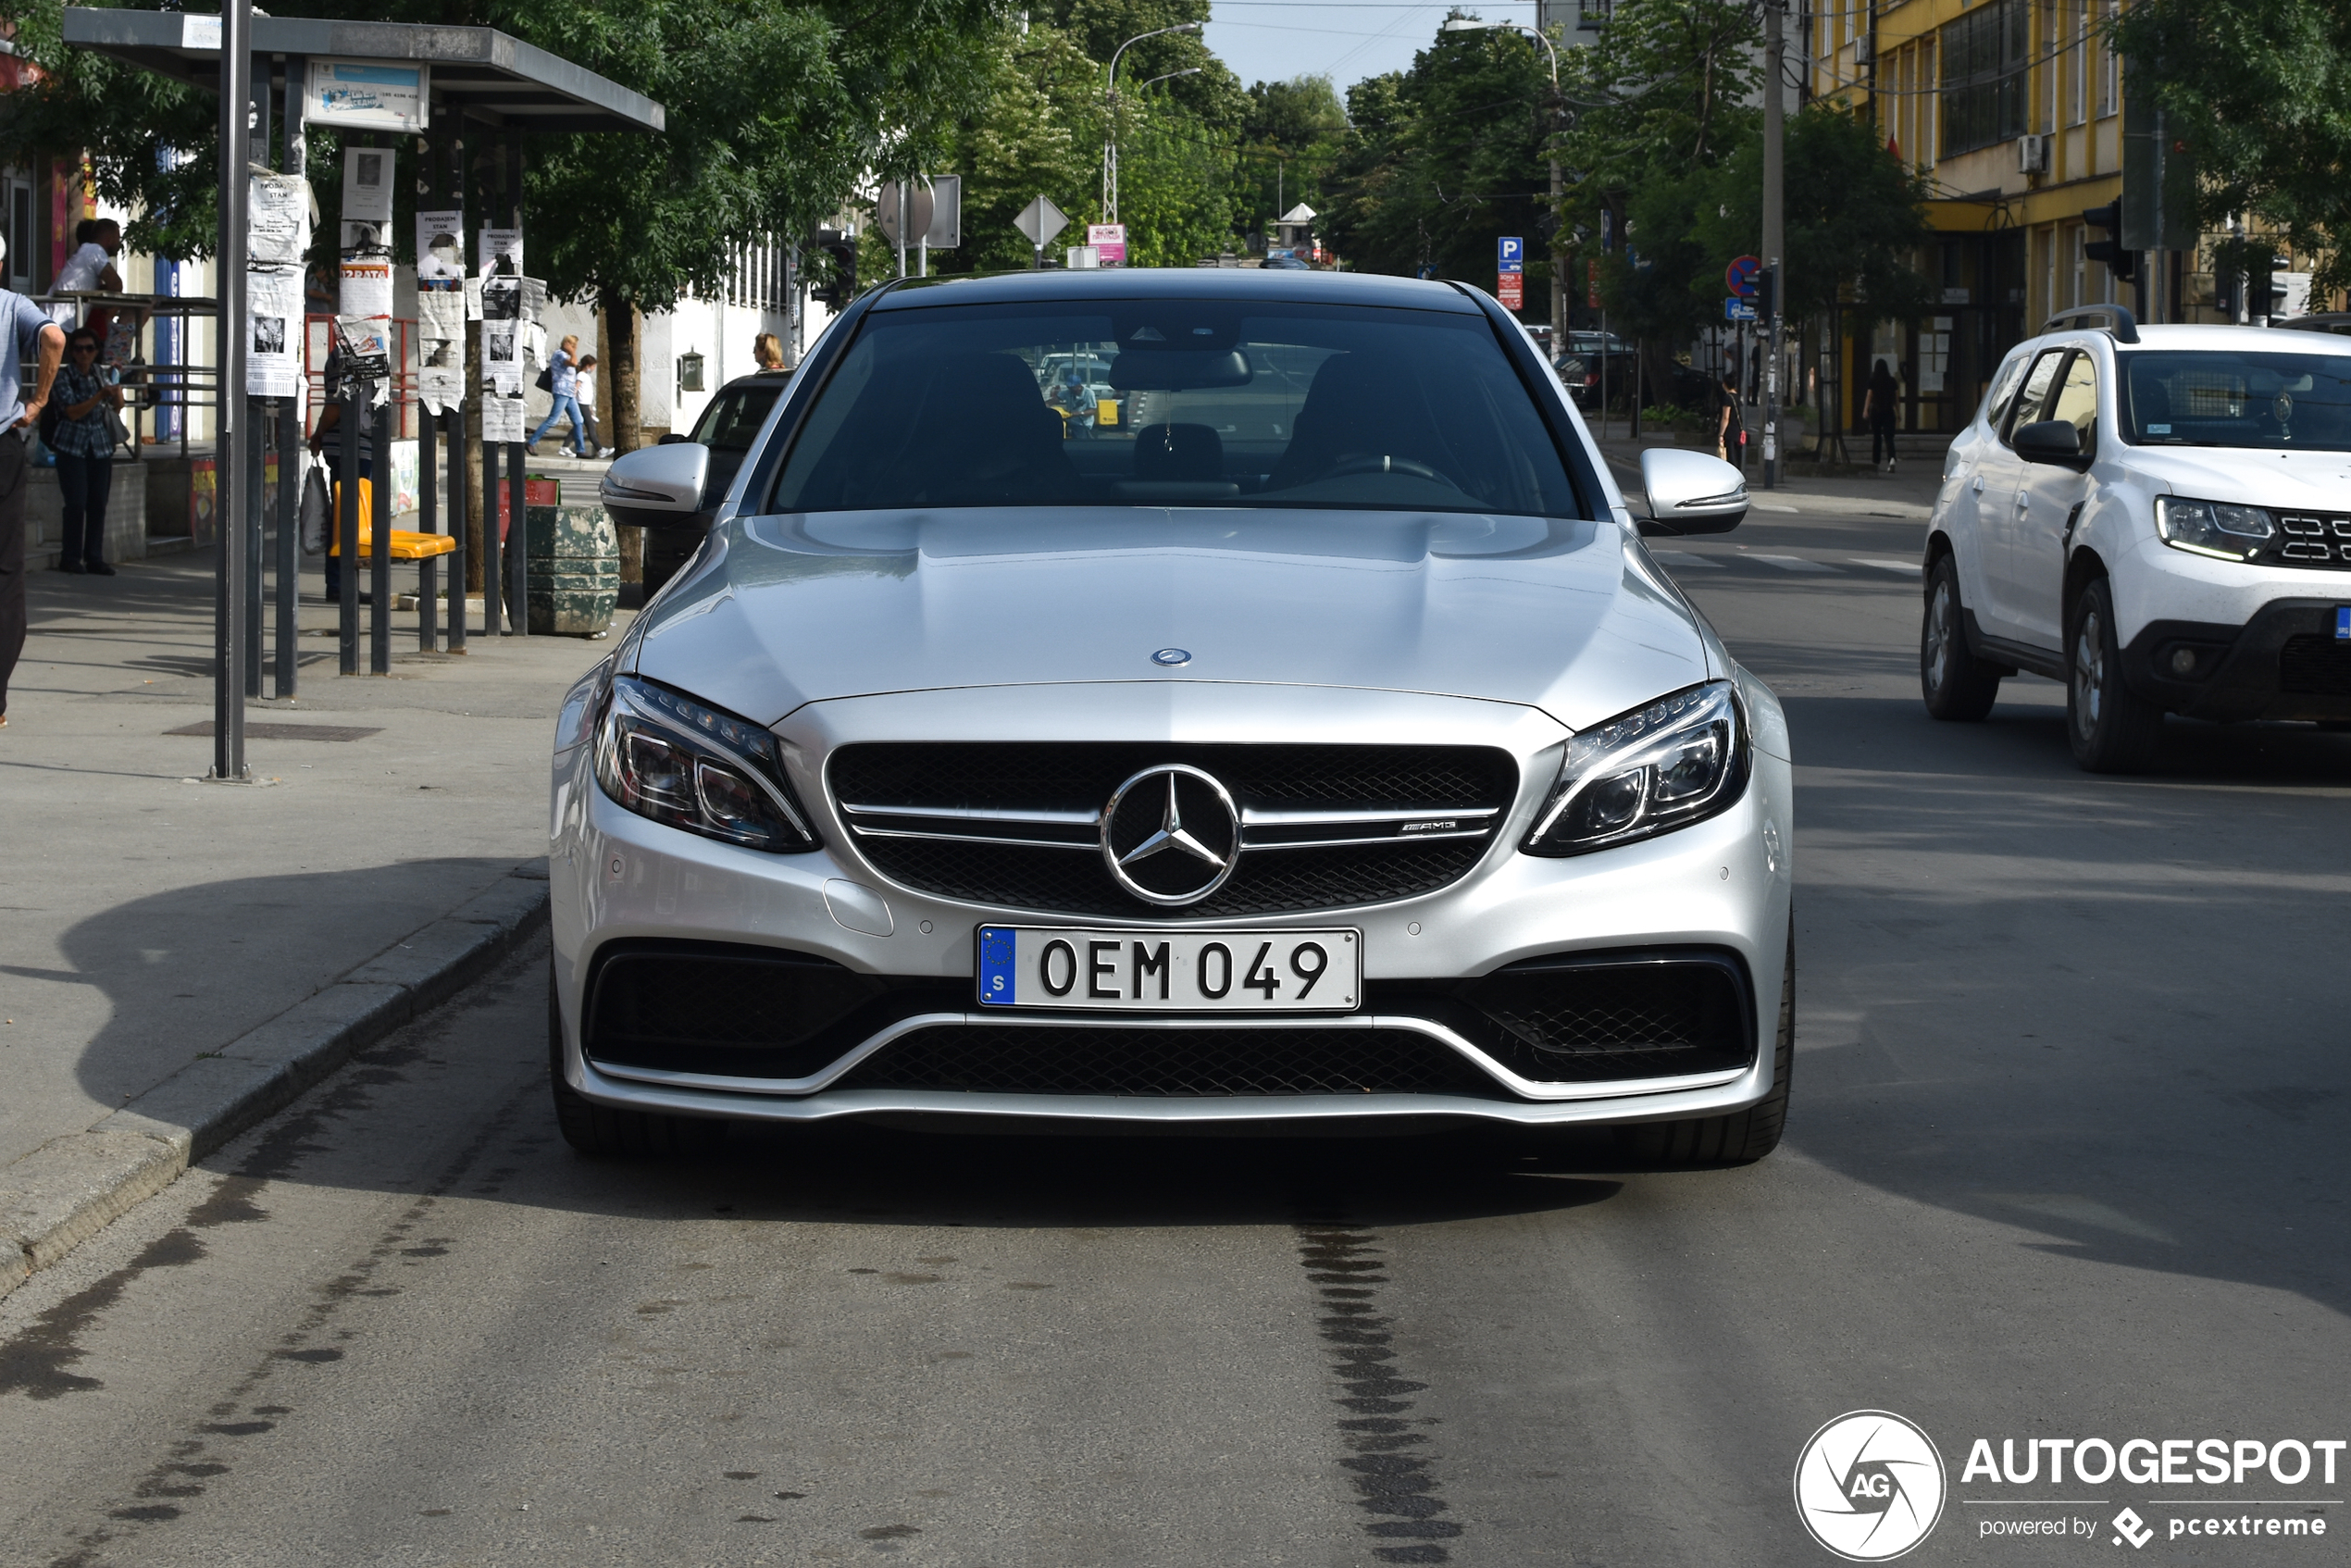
[1524,680,1749,856]
[592,674,817,852]
[2155,496,2274,562]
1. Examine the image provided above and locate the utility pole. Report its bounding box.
[1760,0,1785,490]
[210,0,252,781]
[1103,22,1200,226]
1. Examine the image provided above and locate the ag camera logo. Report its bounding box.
[1795,1410,1948,1561]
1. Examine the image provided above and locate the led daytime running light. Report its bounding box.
[1524,680,1748,855]
[593,676,815,852]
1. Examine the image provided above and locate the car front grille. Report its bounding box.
[2279,634,2351,696]
[829,1025,1506,1098]
[830,742,1518,918]
[2270,515,2351,569]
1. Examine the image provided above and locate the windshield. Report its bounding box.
[768,301,1583,516]
[2120,351,2351,451]
[690,384,782,451]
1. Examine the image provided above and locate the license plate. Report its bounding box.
[976,926,1362,1013]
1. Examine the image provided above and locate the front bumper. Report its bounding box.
[2122,600,2351,722]
[549,691,1795,1129]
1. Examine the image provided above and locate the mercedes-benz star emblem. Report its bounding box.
[1101,764,1241,906]
[1151,647,1192,666]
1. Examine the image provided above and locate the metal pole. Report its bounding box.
[275,54,304,699]
[446,408,467,652]
[1761,0,1785,491]
[337,379,359,673]
[211,0,252,781]
[369,397,392,672]
[504,132,528,638]
[243,393,264,694]
[479,136,503,634]
[417,129,439,654]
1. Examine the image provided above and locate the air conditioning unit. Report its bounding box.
[1853,34,1873,64]
[2017,134,2050,174]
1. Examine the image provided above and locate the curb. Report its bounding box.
[0,864,551,1302]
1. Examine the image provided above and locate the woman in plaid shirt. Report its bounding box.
[51,327,122,576]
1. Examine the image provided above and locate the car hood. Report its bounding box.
[2120,445,2351,510]
[627,507,1711,732]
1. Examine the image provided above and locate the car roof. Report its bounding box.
[865,268,1484,315]
[2028,322,2351,356]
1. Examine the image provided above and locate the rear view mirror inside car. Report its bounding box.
[1108,348,1252,392]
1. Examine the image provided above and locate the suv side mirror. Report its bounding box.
[1636,447,1749,536]
[2014,419,2090,469]
[599,442,713,530]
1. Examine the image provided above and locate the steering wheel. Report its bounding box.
[1326,454,1463,491]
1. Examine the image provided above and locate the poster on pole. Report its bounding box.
[339,258,393,322]
[306,59,430,134]
[248,172,311,268]
[480,394,526,444]
[246,267,303,397]
[478,227,523,280]
[414,209,465,414]
[1088,223,1127,268]
[340,146,394,255]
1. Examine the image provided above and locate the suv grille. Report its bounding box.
[831,1025,1505,1098]
[830,742,1517,918]
[2279,635,2351,696]
[2271,515,2351,569]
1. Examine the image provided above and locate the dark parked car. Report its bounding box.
[640,369,792,596]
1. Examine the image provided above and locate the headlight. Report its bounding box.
[1524,680,1748,856]
[592,674,817,852]
[2155,496,2274,561]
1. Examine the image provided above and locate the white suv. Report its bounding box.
[1921,305,2351,770]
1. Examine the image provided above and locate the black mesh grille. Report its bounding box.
[584,941,954,1079]
[1377,951,1756,1083]
[831,742,1516,917]
[832,1025,1505,1098]
[2280,635,2351,696]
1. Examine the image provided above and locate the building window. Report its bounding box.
[1941,0,2029,158]
[2067,0,2087,126]
[2096,0,2118,117]
[1577,0,1610,31]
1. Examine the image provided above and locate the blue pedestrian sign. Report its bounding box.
[1498,236,1525,273]
[1724,297,1758,322]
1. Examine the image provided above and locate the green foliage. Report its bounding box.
[1320,23,1555,299]
[1235,75,1345,237]
[2113,0,2351,297]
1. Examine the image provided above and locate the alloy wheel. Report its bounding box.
[2073,609,2105,737]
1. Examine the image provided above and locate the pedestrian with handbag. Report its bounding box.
[529,334,590,455]
[0,255,67,728]
[49,328,122,575]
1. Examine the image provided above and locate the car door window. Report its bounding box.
[2045,351,2097,450]
[1981,351,2032,431]
[2001,349,2069,443]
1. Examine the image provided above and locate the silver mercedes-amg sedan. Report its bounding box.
[553,269,1793,1162]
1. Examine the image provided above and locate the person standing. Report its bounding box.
[1864,358,1900,473]
[51,218,125,347]
[575,354,615,458]
[753,332,785,371]
[529,333,589,455]
[49,328,122,576]
[0,268,67,728]
[1713,368,1747,470]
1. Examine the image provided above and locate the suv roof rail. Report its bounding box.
[2043,304,2140,344]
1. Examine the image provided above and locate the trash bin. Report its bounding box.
[526,502,618,636]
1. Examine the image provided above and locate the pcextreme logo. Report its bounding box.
[1795,1410,1949,1562]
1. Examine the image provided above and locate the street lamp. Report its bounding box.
[1440,19,1564,351]
[1104,21,1201,225]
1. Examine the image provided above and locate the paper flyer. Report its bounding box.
[246,268,303,398]
[248,172,311,268]
[416,210,465,286]
[478,227,522,280]
[417,288,464,342]
[480,394,527,444]
[341,146,394,255]
[339,258,393,321]
[335,316,392,384]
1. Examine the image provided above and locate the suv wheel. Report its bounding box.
[1617,929,1793,1167]
[1921,554,2002,720]
[549,965,726,1156]
[2067,577,2163,773]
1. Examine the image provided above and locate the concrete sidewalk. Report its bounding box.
[1,545,625,1296]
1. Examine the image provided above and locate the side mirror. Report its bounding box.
[656,431,692,445]
[2014,419,2090,469]
[600,442,713,530]
[1636,447,1749,536]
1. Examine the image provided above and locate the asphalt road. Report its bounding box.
[6,501,2349,1568]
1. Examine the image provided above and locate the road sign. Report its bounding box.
[1088,222,1127,268]
[875,180,935,247]
[1725,255,1760,299]
[1499,271,1524,310]
[1499,235,1525,270]
[1724,297,1758,322]
[1014,195,1068,249]
[924,175,962,248]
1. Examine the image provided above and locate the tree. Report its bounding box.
[2112,0,2351,297]
[1238,74,1347,239]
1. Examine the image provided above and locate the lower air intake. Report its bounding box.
[832,1025,1505,1098]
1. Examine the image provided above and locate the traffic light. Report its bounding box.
[1755,266,1777,321]
[2083,203,2134,281]
[809,228,857,309]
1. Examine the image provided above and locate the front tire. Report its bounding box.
[549,965,725,1156]
[1921,554,2001,720]
[2066,576,2163,773]
[1617,930,1793,1166]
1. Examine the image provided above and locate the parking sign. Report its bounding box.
[1498,236,1524,270]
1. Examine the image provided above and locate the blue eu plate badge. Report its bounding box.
[2336,605,2349,641]
[977,926,1017,1006]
